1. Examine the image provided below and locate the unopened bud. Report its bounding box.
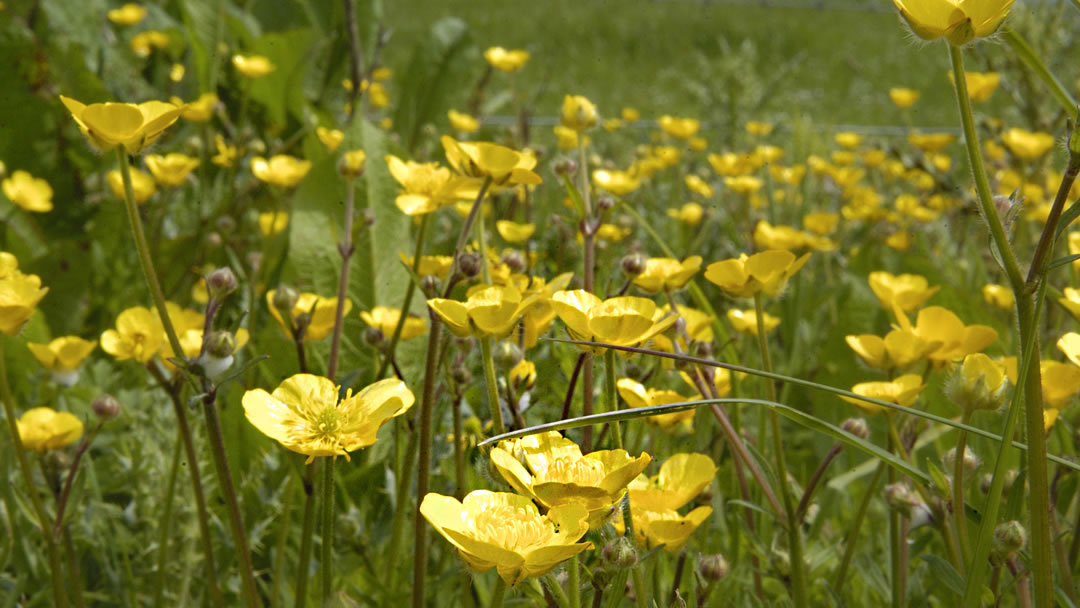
[885,482,932,528]
[601,537,637,568]
[294,312,312,335]
[596,196,615,212]
[92,394,121,419]
[247,139,267,156]
[206,267,237,298]
[841,417,869,441]
[205,331,236,359]
[942,446,979,475]
[620,253,647,277]
[420,275,441,298]
[451,366,472,385]
[990,520,1027,566]
[205,232,222,248]
[272,286,299,321]
[247,251,263,274]
[698,554,729,581]
[363,327,386,349]
[501,250,526,273]
[458,252,483,279]
[554,158,578,177]
[494,341,523,369]
[186,135,204,154]
[215,215,236,233]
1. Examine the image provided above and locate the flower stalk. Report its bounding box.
[322,455,336,601]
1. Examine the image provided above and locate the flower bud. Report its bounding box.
[92,394,121,419]
[596,196,615,212]
[247,251,263,274]
[942,446,979,475]
[451,366,472,385]
[698,554,730,581]
[273,286,299,322]
[501,250,526,273]
[458,252,483,279]
[363,327,386,349]
[990,520,1027,566]
[205,232,222,248]
[247,139,267,156]
[946,353,1007,413]
[205,330,236,359]
[620,253,647,277]
[494,341,523,369]
[338,149,367,177]
[885,482,932,528]
[362,207,376,228]
[294,312,312,336]
[601,537,637,569]
[206,267,238,298]
[420,275,441,298]
[185,135,204,154]
[554,158,578,177]
[215,215,236,233]
[841,417,869,440]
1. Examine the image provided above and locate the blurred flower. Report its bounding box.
[484,47,530,73]
[428,284,538,338]
[704,250,811,298]
[169,63,185,83]
[316,127,344,152]
[953,71,1001,102]
[107,3,147,26]
[834,132,862,149]
[658,115,701,139]
[746,121,773,136]
[753,221,807,250]
[107,168,156,203]
[496,220,535,243]
[632,256,702,293]
[17,407,83,451]
[667,202,705,226]
[551,290,677,353]
[258,211,289,237]
[28,337,97,387]
[491,431,651,526]
[243,374,414,463]
[803,212,839,235]
[617,378,697,431]
[982,284,1014,311]
[727,308,780,336]
[594,224,631,242]
[0,255,47,336]
[907,133,956,153]
[1037,361,1080,409]
[146,153,199,187]
[339,150,367,177]
[868,271,939,313]
[441,136,541,186]
[101,306,164,363]
[447,109,479,133]
[561,95,598,133]
[251,155,311,188]
[1059,333,1080,369]
[360,306,427,341]
[620,453,717,552]
[386,155,471,215]
[889,88,920,108]
[724,175,763,195]
[1002,128,1056,160]
[266,290,350,341]
[211,135,238,168]
[401,253,455,279]
[895,305,997,365]
[685,175,714,198]
[593,169,640,196]
[1059,287,1080,320]
[367,82,389,109]
[232,54,275,78]
[841,375,925,413]
[950,352,1008,412]
[893,0,1014,45]
[131,30,170,57]
[553,125,579,150]
[622,107,641,121]
[2,170,53,213]
[60,96,183,154]
[173,92,218,122]
[421,491,591,585]
[886,231,912,251]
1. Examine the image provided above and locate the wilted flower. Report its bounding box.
[60,96,184,154]
[251,155,311,188]
[2,170,53,213]
[17,407,83,451]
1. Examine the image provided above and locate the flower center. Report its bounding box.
[470,504,552,551]
[535,456,606,487]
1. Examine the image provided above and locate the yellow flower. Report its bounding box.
[1059,287,1080,320]
[316,127,344,152]
[28,337,97,386]
[756,145,784,164]
[893,0,1014,45]
[704,250,811,298]
[666,202,705,226]
[0,261,47,337]
[507,272,574,348]
[727,309,780,336]
[130,30,170,57]
[753,221,807,250]
[421,490,591,586]
[145,153,200,187]
[982,284,1014,311]
[746,120,774,136]
[101,306,164,363]
[243,374,414,463]
[707,152,754,177]
[483,47,530,73]
[886,231,912,251]
[258,211,289,237]
[889,88,921,108]
[441,136,541,187]
[724,175,763,195]
[592,169,640,197]
[107,3,147,25]
[448,109,479,133]
[896,305,997,365]
[360,306,427,341]
[1038,361,1080,409]
[267,291,349,342]
[386,155,471,216]
[367,82,389,109]
[907,133,956,153]
[173,92,218,122]
[616,378,698,431]
[553,125,580,150]
[1059,333,1080,369]
[169,63,185,83]
[211,135,238,168]
[17,407,83,451]
[251,155,311,188]
[1002,128,1056,160]
[428,284,538,338]
[594,224,631,242]
[622,107,641,121]
[551,291,677,353]
[632,256,702,293]
[834,132,862,149]
[950,353,1008,411]
[803,212,839,235]
[684,175,714,199]
[845,329,935,370]
[621,453,718,552]
[868,271,939,313]
[490,431,651,526]
[339,150,367,177]
[840,375,925,414]
[232,54,276,78]
[2,170,53,212]
[952,71,1001,102]
[561,95,598,133]
[401,253,455,279]
[658,115,701,140]
[60,96,184,154]
[107,168,157,203]
[496,220,536,243]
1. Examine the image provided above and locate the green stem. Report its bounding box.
[479,336,505,435]
[0,339,68,607]
[296,463,318,607]
[489,576,507,608]
[602,349,623,450]
[753,293,808,608]
[834,462,886,592]
[62,529,84,608]
[568,555,581,608]
[412,316,444,608]
[630,564,649,608]
[953,412,973,570]
[327,177,356,380]
[444,177,494,295]
[153,429,183,608]
[270,477,295,608]
[374,214,429,382]
[1001,27,1078,114]
[579,141,596,452]
[321,456,336,602]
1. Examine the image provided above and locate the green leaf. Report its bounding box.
[248,29,316,127]
[1045,254,1080,272]
[919,554,965,596]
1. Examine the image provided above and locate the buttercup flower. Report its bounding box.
[131,31,170,57]
[428,284,539,338]
[551,290,677,353]
[840,375,925,414]
[658,115,701,139]
[894,305,997,365]
[211,135,239,168]
[684,175,714,199]
[949,353,1008,412]
[1002,128,1056,160]
[704,250,811,298]
[803,212,839,235]
[17,407,83,451]
[892,0,1014,45]
[889,88,921,108]
[60,96,184,154]
[251,155,311,188]
[0,256,48,336]
[448,109,480,133]
[146,153,200,187]
[1059,333,1080,369]
[360,306,427,341]
[173,92,218,122]
[496,220,536,244]
[846,328,935,370]
[2,170,53,213]
[484,47,530,73]
[386,155,472,215]
[553,125,580,150]
[617,379,698,431]
[632,256,702,293]
[746,120,773,136]
[421,491,591,586]
[953,71,1001,102]
[592,169,640,196]
[258,211,289,236]
[834,132,862,149]
[266,290,350,341]
[620,453,718,552]
[339,150,367,177]
[232,54,276,78]
[243,374,414,463]
[507,272,574,348]
[727,308,780,336]
[441,136,541,186]
[982,284,1014,311]
[101,306,164,363]
[667,202,705,226]
[490,431,651,526]
[106,167,156,203]
[868,271,939,313]
[316,127,344,152]
[107,3,147,25]
[561,95,598,133]
[28,336,97,387]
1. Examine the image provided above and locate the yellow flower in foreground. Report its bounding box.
[889,88,920,108]
[617,378,698,431]
[632,256,702,293]
[893,0,1014,45]
[107,3,147,25]
[868,271,939,313]
[28,337,97,386]
[895,305,997,365]
[316,127,344,152]
[1002,128,1056,160]
[484,47,530,73]
[592,169,641,197]
[106,167,156,203]
[232,54,276,78]
[951,352,1008,412]
[386,155,471,216]
[251,155,311,188]
[551,290,677,353]
[146,153,200,187]
[982,283,1014,311]
[704,250,811,298]
[60,96,184,154]
[845,329,935,370]
[561,95,598,133]
[491,431,651,526]
[441,136,541,186]
[360,306,427,341]
[841,375,925,414]
[422,490,591,586]
[258,211,289,237]
[508,272,574,348]
[101,306,163,363]
[428,284,538,338]
[621,453,717,552]
[17,407,83,451]
[267,291,350,342]
[2,170,53,212]
[243,374,414,462]
[496,220,536,244]
[667,202,705,226]
[448,109,479,133]
[658,115,701,139]
[727,309,780,336]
